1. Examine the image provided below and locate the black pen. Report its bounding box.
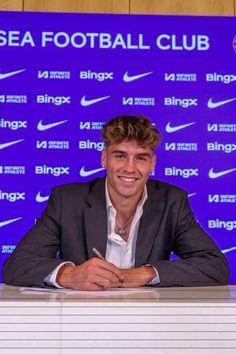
[92,247,127,288]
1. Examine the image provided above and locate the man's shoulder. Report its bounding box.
[51,178,105,196]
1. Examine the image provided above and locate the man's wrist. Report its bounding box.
[141,265,156,283]
[56,265,75,288]
[44,262,75,288]
[141,264,160,285]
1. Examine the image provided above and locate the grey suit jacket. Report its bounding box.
[2,178,230,287]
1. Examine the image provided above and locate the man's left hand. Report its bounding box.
[119,266,156,287]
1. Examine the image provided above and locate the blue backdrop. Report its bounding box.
[0,11,235,283]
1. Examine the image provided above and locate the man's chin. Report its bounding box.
[117,186,141,199]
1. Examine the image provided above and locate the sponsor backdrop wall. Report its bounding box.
[0,11,235,283]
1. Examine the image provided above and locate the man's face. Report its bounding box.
[101,139,156,201]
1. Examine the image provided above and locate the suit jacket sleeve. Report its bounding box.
[2,179,107,288]
[2,186,65,287]
[152,191,230,287]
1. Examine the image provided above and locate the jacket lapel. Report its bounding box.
[84,178,108,259]
[83,178,165,266]
[135,180,165,266]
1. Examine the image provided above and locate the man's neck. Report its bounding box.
[108,189,143,219]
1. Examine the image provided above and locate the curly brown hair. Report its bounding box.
[101,115,161,150]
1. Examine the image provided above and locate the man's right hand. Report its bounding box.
[56,258,123,290]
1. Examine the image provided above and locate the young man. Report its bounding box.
[2,115,229,290]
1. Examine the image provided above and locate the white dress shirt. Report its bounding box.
[105,180,147,268]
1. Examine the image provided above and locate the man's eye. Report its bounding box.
[115,154,125,159]
[137,156,147,161]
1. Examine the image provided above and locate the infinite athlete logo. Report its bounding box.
[208,194,236,203]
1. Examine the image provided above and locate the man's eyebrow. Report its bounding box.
[111,149,126,154]
[111,150,151,157]
[136,152,152,157]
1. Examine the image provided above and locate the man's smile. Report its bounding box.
[118,176,138,183]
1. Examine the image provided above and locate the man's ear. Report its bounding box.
[151,153,156,172]
[101,149,107,168]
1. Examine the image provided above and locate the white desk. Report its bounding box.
[0,284,236,354]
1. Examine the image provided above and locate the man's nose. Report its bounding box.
[123,158,136,172]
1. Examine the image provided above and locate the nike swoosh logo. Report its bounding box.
[37,120,68,131]
[81,95,110,106]
[80,166,105,177]
[207,97,236,108]
[188,193,197,198]
[0,139,24,149]
[0,217,22,227]
[165,122,195,133]
[208,167,236,179]
[0,69,25,80]
[222,246,236,254]
[123,71,153,82]
[35,192,49,202]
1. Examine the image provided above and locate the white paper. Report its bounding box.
[20,286,156,296]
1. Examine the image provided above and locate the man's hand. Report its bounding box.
[120,266,156,288]
[56,258,123,290]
